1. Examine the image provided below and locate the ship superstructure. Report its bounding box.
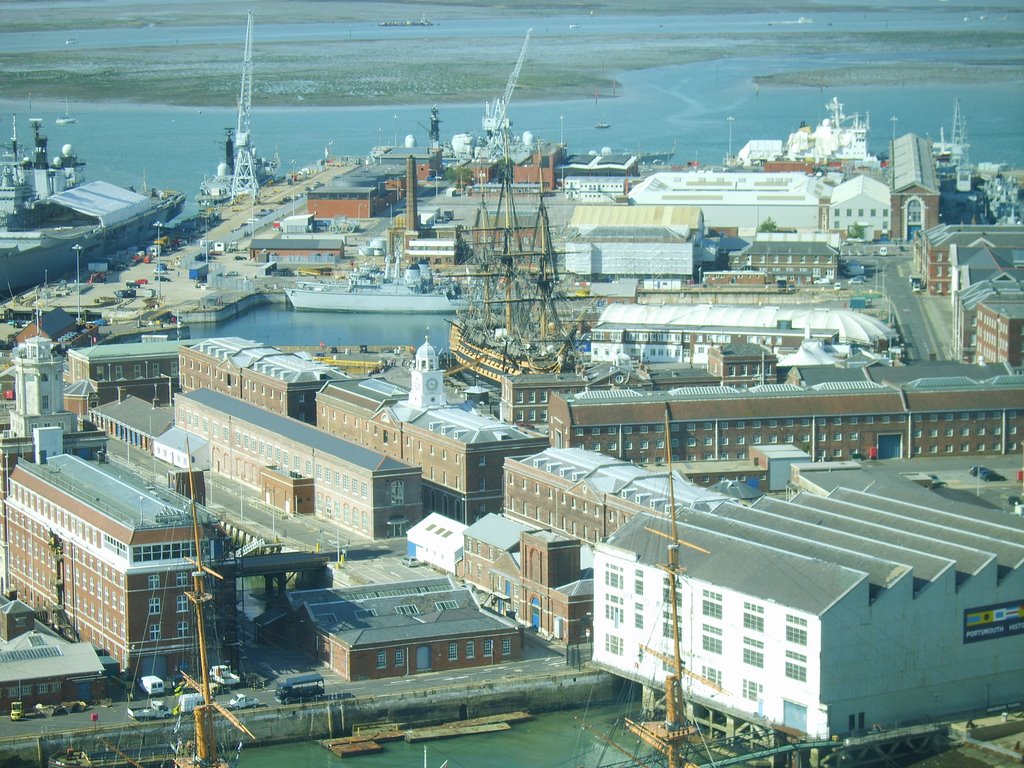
[786,97,873,163]
[1,115,184,296]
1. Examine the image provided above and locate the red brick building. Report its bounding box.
[4,454,232,677]
[180,337,345,424]
[889,134,939,243]
[975,300,1024,367]
[283,578,521,681]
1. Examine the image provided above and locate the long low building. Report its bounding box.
[592,487,1024,738]
[627,171,832,233]
[175,388,423,539]
[547,372,1024,465]
[590,303,897,364]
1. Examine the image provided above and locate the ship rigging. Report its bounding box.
[447,30,584,382]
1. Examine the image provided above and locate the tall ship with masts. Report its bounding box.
[446,30,583,383]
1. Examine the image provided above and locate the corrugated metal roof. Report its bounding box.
[571,205,702,230]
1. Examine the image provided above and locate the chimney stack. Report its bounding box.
[406,155,418,236]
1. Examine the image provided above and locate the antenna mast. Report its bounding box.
[230,11,260,200]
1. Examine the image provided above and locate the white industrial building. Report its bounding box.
[589,304,897,364]
[563,205,705,278]
[592,487,1024,738]
[627,172,832,233]
[829,175,891,240]
[405,512,467,573]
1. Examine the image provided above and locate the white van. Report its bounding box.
[175,692,204,715]
[139,675,165,696]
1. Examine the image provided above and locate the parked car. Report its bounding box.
[400,556,421,568]
[980,469,1003,482]
[850,275,866,285]
[226,694,261,710]
[968,465,985,477]
[155,275,171,282]
[1008,495,1022,507]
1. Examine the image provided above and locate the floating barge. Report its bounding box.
[319,712,532,758]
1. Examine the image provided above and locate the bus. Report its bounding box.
[274,672,325,704]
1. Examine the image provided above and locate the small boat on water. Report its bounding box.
[56,98,77,125]
[594,121,610,129]
[379,13,433,27]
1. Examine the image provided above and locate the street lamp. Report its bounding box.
[726,116,734,164]
[160,372,174,406]
[72,243,82,325]
[154,222,164,301]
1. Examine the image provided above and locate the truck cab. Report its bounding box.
[10,701,23,721]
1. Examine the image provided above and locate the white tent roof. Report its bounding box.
[777,340,842,367]
[50,180,153,227]
[596,303,896,347]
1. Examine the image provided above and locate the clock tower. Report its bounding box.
[409,334,446,409]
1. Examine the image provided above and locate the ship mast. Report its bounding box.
[624,408,709,768]
[178,444,255,768]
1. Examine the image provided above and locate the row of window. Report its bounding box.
[373,638,512,669]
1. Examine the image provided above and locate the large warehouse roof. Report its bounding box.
[596,303,897,346]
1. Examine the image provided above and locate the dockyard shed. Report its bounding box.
[592,490,1024,739]
[0,599,106,713]
[284,578,521,681]
[563,205,704,279]
[406,512,467,573]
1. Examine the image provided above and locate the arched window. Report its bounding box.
[906,198,923,227]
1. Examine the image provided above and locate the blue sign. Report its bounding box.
[963,599,1024,644]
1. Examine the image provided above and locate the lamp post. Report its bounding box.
[726,116,734,164]
[160,372,174,406]
[154,222,163,300]
[72,243,82,324]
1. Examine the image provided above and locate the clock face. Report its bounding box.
[426,377,439,392]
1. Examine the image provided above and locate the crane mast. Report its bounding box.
[483,29,532,158]
[230,10,260,200]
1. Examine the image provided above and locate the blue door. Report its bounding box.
[416,645,431,672]
[876,433,902,459]
[783,700,808,732]
[530,597,541,629]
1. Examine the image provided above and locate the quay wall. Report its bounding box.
[178,291,286,325]
[0,668,616,767]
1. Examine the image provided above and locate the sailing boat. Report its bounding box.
[174,448,255,768]
[56,98,77,125]
[593,87,610,129]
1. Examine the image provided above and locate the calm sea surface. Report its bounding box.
[1,8,1022,223]
[233,701,637,768]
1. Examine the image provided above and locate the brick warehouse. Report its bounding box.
[4,454,232,677]
[547,373,1024,464]
[282,578,521,681]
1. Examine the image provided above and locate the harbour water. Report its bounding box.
[192,306,453,350]
[234,701,633,768]
[1,9,1022,222]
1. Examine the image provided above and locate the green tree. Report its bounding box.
[847,222,866,240]
[757,217,778,233]
[445,165,473,190]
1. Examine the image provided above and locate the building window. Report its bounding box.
[743,637,764,668]
[148,574,160,589]
[395,648,406,668]
[786,615,808,645]
[702,624,723,655]
[605,635,624,656]
[466,640,476,659]
[501,638,511,655]
[635,604,644,630]
[376,650,387,669]
[702,666,722,688]
[176,571,188,587]
[702,589,723,619]
[785,650,807,682]
[743,679,763,701]
[148,597,160,615]
[448,642,458,661]
[177,621,189,638]
[484,639,494,657]
[148,624,161,641]
[176,595,188,613]
[743,602,764,632]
